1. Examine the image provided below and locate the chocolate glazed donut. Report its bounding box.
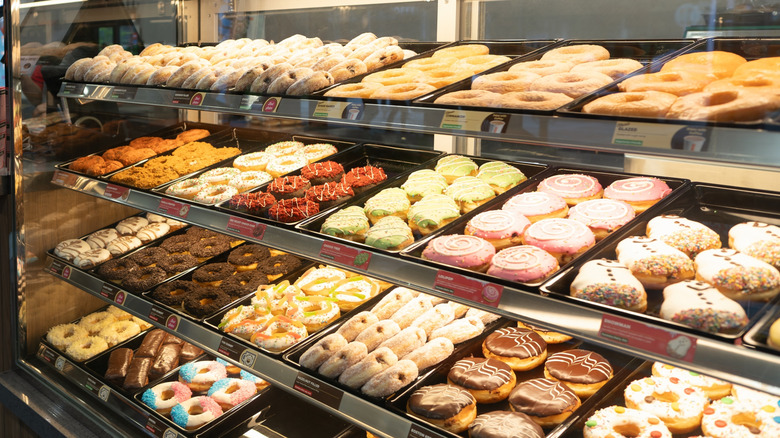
[543,349,613,399]
[447,357,516,403]
[508,378,581,427]
[407,384,477,434]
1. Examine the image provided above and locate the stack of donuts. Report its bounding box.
[325,43,512,100]
[64,32,413,95]
[435,44,641,110]
[584,51,780,121]
[569,216,780,333]
[54,212,181,270]
[46,306,151,361]
[218,266,385,352]
[69,128,211,176]
[298,287,500,398]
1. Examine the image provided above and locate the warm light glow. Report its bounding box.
[20,0,85,9]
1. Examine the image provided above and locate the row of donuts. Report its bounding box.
[317,155,528,250]
[569,217,780,333]
[164,140,340,205]
[53,213,184,269]
[298,286,502,398]
[64,32,413,95]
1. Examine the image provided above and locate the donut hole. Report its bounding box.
[198,298,215,306]
[651,390,679,403]
[225,384,239,395]
[624,94,647,103]
[161,389,175,401]
[706,91,738,106]
[613,423,642,437]
[731,412,761,433]
[188,405,204,415]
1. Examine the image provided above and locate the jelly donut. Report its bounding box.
[538,174,603,206]
[467,308,502,325]
[469,411,544,438]
[207,378,257,410]
[660,280,748,333]
[141,381,192,415]
[502,191,569,222]
[402,337,454,371]
[178,360,227,392]
[431,315,485,345]
[488,245,559,284]
[482,326,547,371]
[701,396,780,438]
[434,155,478,184]
[300,333,348,370]
[465,210,531,250]
[508,378,581,427]
[521,218,596,265]
[448,357,516,403]
[170,396,223,430]
[694,248,780,302]
[616,236,695,289]
[355,320,402,352]
[568,198,635,241]
[624,376,708,434]
[647,215,722,258]
[570,259,648,312]
[336,311,380,343]
[544,349,613,399]
[422,234,496,272]
[583,406,672,438]
[652,362,732,400]
[407,384,477,434]
[361,359,418,398]
[603,177,673,213]
[375,325,426,359]
[318,341,369,379]
[338,346,398,389]
[728,221,780,270]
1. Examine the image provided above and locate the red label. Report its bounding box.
[433,270,503,307]
[158,198,190,218]
[148,305,179,330]
[144,416,168,437]
[226,216,266,240]
[103,184,130,200]
[262,97,280,112]
[600,314,697,362]
[319,241,371,270]
[51,170,79,187]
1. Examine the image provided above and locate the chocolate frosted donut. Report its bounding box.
[259,254,303,278]
[185,226,221,240]
[469,411,544,438]
[157,253,198,274]
[543,349,612,399]
[221,271,267,297]
[123,266,167,292]
[151,280,199,306]
[407,384,476,434]
[182,287,231,318]
[192,262,235,286]
[129,246,169,267]
[447,357,515,403]
[227,244,270,270]
[97,258,139,281]
[482,327,547,371]
[160,235,193,253]
[508,378,580,427]
[190,236,230,259]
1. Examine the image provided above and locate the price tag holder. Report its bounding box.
[83,375,107,399]
[51,170,79,188]
[110,86,138,101]
[148,305,180,331]
[61,82,86,97]
[145,416,178,438]
[319,241,371,270]
[312,101,364,120]
[217,337,258,368]
[103,183,130,200]
[172,91,205,106]
[99,283,126,305]
[226,216,266,240]
[20,55,40,75]
[293,372,343,409]
[440,110,510,134]
[249,96,281,113]
[157,198,190,219]
[39,345,59,364]
[47,258,72,279]
[433,270,503,307]
[599,314,697,362]
[407,423,447,438]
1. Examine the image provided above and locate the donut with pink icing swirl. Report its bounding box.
[465,210,531,250]
[568,198,635,240]
[487,245,559,283]
[502,191,568,222]
[422,234,496,272]
[603,177,672,213]
[538,174,603,206]
[522,218,595,264]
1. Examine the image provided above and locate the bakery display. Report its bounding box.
[406,384,477,434]
[543,349,613,399]
[508,378,580,427]
[482,326,547,372]
[624,375,708,434]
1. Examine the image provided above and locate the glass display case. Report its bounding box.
[4,1,780,437]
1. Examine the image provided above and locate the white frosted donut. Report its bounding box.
[652,362,732,400]
[541,44,610,64]
[729,221,780,270]
[624,376,708,434]
[170,396,223,430]
[193,184,238,204]
[701,396,780,438]
[54,239,91,260]
[265,153,308,178]
[233,152,272,172]
[694,248,780,302]
[530,71,614,98]
[583,406,672,438]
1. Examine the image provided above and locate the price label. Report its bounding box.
[83,375,104,397]
[172,91,205,106]
[312,101,364,120]
[440,110,510,134]
[61,82,86,96]
[157,198,190,218]
[51,170,79,187]
[39,345,59,364]
[110,87,138,101]
[239,95,260,110]
[293,372,343,409]
[408,423,447,438]
[47,259,72,279]
[99,283,125,305]
[600,314,697,362]
[144,416,177,438]
[217,337,258,369]
[226,216,266,240]
[319,241,371,270]
[249,96,281,113]
[433,270,503,307]
[103,183,130,200]
[148,306,180,331]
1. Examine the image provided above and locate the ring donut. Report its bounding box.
[666,89,780,122]
[434,89,501,107]
[583,406,672,438]
[542,44,611,64]
[701,396,780,438]
[363,68,425,86]
[509,60,574,76]
[250,315,308,352]
[583,91,677,117]
[454,55,512,74]
[499,91,573,110]
[424,68,473,88]
[324,82,382,98]
[170,396,223,430]
[619,71,713,96]
[530,71,614,98]
[432,44,490,59]
[473,71,541,93]
[571,58,644,79]
[624,376,708,434]
[369,83,437,101]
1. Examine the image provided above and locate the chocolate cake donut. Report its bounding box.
[508,378,581,427]
[407,384,477,434]
[447,357,516,403]
[543,349,613,399]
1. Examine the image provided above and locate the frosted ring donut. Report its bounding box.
[178,360,228,392]
[141,381,192,415]
[583,91,677,118]
[265,153,308,178]
[250,315,308,351]
[499,91,573,110]
[541,44,611,64]
[207,378,258,410]
[363,68,425,86]
[193,185,238,204]
[265,141,304,157]
[473,71,541,93]
[432,44,490,59]
[530,71,614,98]
[233,151,272,172]
[324,82,382,98]
[369,83,437,101]
[434,90,500,107]
[583,406,672,438]
[666,89,780,122]
[199,167,241,185]
[701,396,780,438]
[295,296,340,332]
[624,377,708,434]
[170,396,223,430]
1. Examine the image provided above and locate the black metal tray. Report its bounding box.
[743,294,780,355]
[540,182,780,342]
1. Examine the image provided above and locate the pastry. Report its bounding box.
[364,188,410,224]
[728,221,780,270]
[407,194,461,236]
[487,245,559,283]
[570,259,648,312]
[537,174,603,206]
[476,161,527,194]
[660,280,748,332]
[444,176,496,213]
[647,215,722,258]
[508,378,581,427]
[482,326,547,371]
[469,411,544,438]
[320,206,370,242]
[365,216,414,251]
[603,176,673,213]
[543,349,613,399]
[502,191,568,222]
[406,384,477,434]
[521,218,596,265]
[694,248,780,302]
[615,236,695,289]
[567,198,635,241]
[401,169,448,202]
[465,209,531,250]
[447,357,516,403]
[422,234,496,272]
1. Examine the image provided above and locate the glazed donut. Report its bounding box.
[78,311,117,335]
[423,68,472,88]
[65,336,108,361]
[338,347,398,389]
[729,221,780,270]
[207,378,257,410]
[300,333,348,370]
[473,71,540,94]
[652,362,732,400]
[361,359,418,398]
[249,63,293,93]
[706,74,780,95]
[694,248,780,302]
[370,288,415,319]
[98,320,141,347]
[402,337,454,371]
[619,71,713,96]
[430,315,484,345]
[46,324,88,350]
[583,91,677,118]
[337,311,380,342]
[583,406,672,438]
[377,326,427,358]
[65,58,94,81]
[170,396,223,430]
[324,82,382,98]
[129,64,158,85]
[287,71,334,96]
[432,44,489,59]
[108,58,144,83]
[330,276,381,311]
[454,55,512,74]
[701,396,780,438]
[509,60,574,76]
[422,234,496,272]
[146,66,178,86]
[406,384,477,434]
[661,50,747,80]
[530,71,614,98]
[571,58,643,79]
[250,315,308,352]
[666,89,780,122]
[541,44,610,64]
[363,68,425,86]
[141,381,192,416]
[355,320,402,352]
[646,215,722,258]
[266,154,308,178]
[345,32,377,49]
[328,58,368,83]
[448,357,516,403]
[508,378,581,427]
[369,83,437,101]
[624,376,708,434]
[363,45,405,71]
[544,349,613,399]
[603,176,673,213]
[318,341,368,379]
[404,56,457,72]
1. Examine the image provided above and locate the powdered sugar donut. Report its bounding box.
[729,221,780,270]
[616,236,695,289]
[521,218,595,264]
[583,406,672,438]
[647,215,722,258]
[568,198,635,240]
[421,234,496,272]
[537,174,603,206]
[624,376,708,434]
[660,280,748,332]
[487,245,559,283]
[570,259,647,312]
[694,248,780,302]
[431,315,485,345]
[603,177,673,213]
[465,210,531,250]
[170,396,223,430]
[701,396,780,438]
[502,191,569,222]
[652,362,732,400]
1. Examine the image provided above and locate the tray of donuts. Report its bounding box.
[56,121,228,179]
[282,285,508,403]
[92,225,245,295]
[382,319,642,438]
[216,143,444,227]
[558,37,780,127]
[143,244,312,322]
[552,360,780,438]
[540,182,780,342]
[296,154,549,254]
[204,265,395,357]
[400,167,688,291]
[414,39,695,114]
[741,281,780,354]
[47,211,186,273]
[156,134,359,208]
[318,39,559,103]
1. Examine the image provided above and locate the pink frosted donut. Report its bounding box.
[465,210,531,250]
[178,360,228,392]
[141,381,192,415]
[567,198,635,241]
[170,396,223,430]
[522,218,595,265]
[501,191,568,222]
[422,234,496,272]
[207,377,258,410]
[603,177,672,213]
[538,174,603,206]
[487,245,559,283]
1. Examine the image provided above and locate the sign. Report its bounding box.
[226,216,266,240]
[99,283,125,305]
[611,122,711,151]
[440,110,510,134]
[110,87,138,101]
[60,82,86,97]
[312,101,364,120]
[47,259,71,279]
[293,372,343,409]
[172,91,204,106]
[51,170,79,187]
[433,270,503,307]
[103,184,130,200]
[157,198,190,219]
[145,416,177,438]
[20,56,40,75]
[249,96,281,113]
[599,314,697,362]
[217,337,257,368]
[148,306,180,331]
[319,241,371,270]
[407,423,447,438]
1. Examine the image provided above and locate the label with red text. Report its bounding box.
[172,91,204,106]
[47,259,71,279]
[148,306,180,331]
[226,216,266,240]
[248,96,281,113]
[51,170,79,187]
[319,241,371,270]
[39,345,58,364]
[99,283,125,305]
[157,198,190,218]
[433,270,503,307]
[103,184,130,200]
[293,372,343,409]
[144,416,173,437]
[599,314,697,362]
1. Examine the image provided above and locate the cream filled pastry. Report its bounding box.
[660,280,748,332]
[488,245,559,283]
[502,191,568,222]
[616,236,695,289]
[728,221,780,270]
[570,259,648,312]
[694,248,780,302]
[568,198,635,240]
[521,218,595,264]
[646,215,722,258]
[422,234,496,272]
[465,209,531,250]
[603,176,673,213]
[537,174,603,205]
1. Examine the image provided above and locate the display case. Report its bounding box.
[4,1,780,437]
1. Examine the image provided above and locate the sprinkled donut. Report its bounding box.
[193,184,238,204]
[571,259,648,312]
[233,151,272,172]
[729,221,780,270]
[701,396,780,438]
[207,378,257,410]
[178,360,227,392]
[694,248,780,302]
[624,376,708,434]
[652,362,732,400]
[422,234,496,272]
[660,280,748,333]
[250,315,308,351]
[265,154,308,178]
[294,295,340,332]
[141,381,192,415]
[647,215,722,258]
[583,406,672,438]
[170,396,223,430]
[616,236,695,289]
[199,167,241,186]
